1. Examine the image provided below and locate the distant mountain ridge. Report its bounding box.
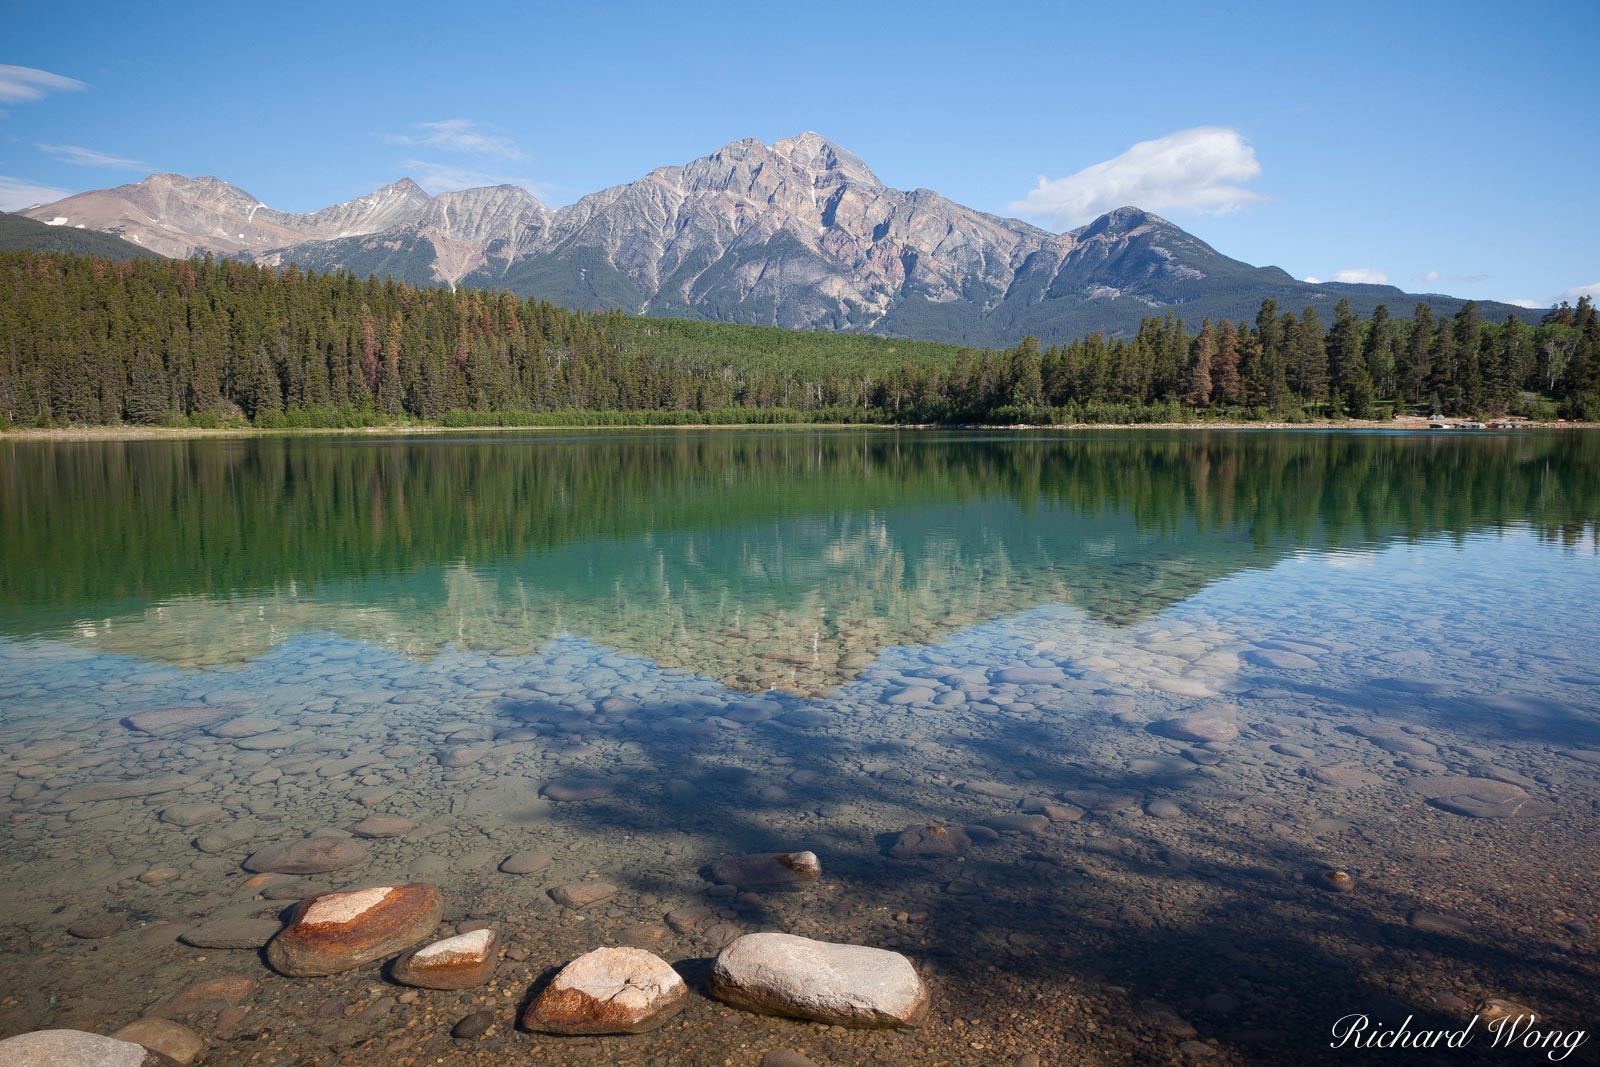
[0,211,162,260]
[22,133,1538,344]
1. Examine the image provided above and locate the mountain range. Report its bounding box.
[21,132,1536,345]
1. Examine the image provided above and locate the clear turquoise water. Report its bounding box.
[1,429,1596,1064]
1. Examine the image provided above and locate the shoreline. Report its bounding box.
[0,418,1588,441]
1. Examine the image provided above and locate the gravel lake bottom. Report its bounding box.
[1,430,1596,1066]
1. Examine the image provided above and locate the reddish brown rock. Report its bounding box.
[524,947,687,1034]
[265,884,443,977]
[243,836,369,874]
[391,928,498,989]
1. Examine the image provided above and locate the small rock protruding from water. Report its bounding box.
[888,824,970,859]
[712,851,821,892]
[1310,869,1357,892]
[1476,998,1539,1025]
[524,946,688,1034]
[392,928,498,989]
[266,884,443,977]
[709,932,929,1028]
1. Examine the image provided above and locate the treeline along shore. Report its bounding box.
[2,250,1597,429]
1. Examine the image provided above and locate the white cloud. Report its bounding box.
[382,119,523,161]
[1331,268,1388,285]
[0,175,70,211]
[1009,126,1265,230]
[1422,269,1440,283]
[0,65,84,105]
[1509,299,1543,309]
[37,143,146,169]
[1554,282,1600,305]
[1303,276,1322,284]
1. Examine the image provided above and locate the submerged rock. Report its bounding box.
[1155,709,1239,743]
[266,883,443,977]
[1403,776,1555,818]
[712,851,821,892]
[541,777,614,801]
[243,836,370,874]
[549,882,617,909]
[499,850,551,875]
[524,947,687,1033]
[179,918,282,949]
[122,706,239,734]
[392,928,498,989]
[351,816,415,838]
[159,803,223,827]
[709,932,929,1028]
[108,1019,203,1065]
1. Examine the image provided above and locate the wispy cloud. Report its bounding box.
[0,65,84,105]
[401,159,550,200]
[1509,299,1543,309]
[37,143,146,169]
[1422,269,1441,284]
[1303,269,1388,285]
[1555,282,1600,305]
[382,119,524,161]
[1010,126,1265,230]
[0,175,70,211]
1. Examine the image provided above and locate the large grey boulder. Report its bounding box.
[709,932,929,1028]
[0,1029,177,1066]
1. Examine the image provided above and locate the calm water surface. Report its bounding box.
[1,430,1597,1065]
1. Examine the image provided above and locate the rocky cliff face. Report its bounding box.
[29,175,432,258]
[24,134,1534,342]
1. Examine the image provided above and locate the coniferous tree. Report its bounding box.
[1186,320,1214,406]
[1212,320,1241,405]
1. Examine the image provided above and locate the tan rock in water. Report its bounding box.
[709,932,928,1028]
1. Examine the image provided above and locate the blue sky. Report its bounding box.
[4,0,1595,307]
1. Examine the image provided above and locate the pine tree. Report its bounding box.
[125,343,169,425]
[1186,320,1214,406]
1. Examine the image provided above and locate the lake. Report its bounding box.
[1,429,1597,1065]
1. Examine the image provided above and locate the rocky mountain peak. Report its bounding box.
[770,132,882,189]
[23,135,1535,343]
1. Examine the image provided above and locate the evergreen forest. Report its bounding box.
[2,250,1597,429]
